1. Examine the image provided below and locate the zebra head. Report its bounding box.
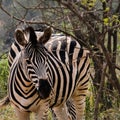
[14,26,52,99]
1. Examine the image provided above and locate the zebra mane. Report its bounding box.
[25,26,37,46]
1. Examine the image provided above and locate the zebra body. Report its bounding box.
[8,26,90,120]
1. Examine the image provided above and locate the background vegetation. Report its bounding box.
[0,0,120,120]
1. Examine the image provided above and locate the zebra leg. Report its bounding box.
[72,62,90,120]
[53,104,68,120]
[72,95,86,120]
[36,101,50,120]
[66,100,76,120]
[14,106,30,120]
[72,85,89,120]
[51,109,57,120]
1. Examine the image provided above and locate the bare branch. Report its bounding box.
[94,63,107,120]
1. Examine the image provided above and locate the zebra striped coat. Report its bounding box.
[8,26,90,120]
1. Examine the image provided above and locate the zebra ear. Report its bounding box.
[15,29,27,46]
[39,27,52,44]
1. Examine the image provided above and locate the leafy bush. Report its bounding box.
[0,54,9,98]
[0,106,15,120]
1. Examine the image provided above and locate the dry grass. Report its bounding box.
[0,105,16,120]
[0,105,52,120]
[0,104,120,120]
[0,105,35,120]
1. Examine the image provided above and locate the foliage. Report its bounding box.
[0,106,15,120]
[0,54,8,98]
[81,0,97,9]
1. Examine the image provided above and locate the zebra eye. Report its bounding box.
[25,59,31,64]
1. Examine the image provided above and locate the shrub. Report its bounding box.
[0,54,9,98]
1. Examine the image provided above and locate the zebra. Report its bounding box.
[4,28,76,120]
[7,28,77,120]
[0,26,90,120]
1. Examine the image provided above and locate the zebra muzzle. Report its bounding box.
[37,79,52,99]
